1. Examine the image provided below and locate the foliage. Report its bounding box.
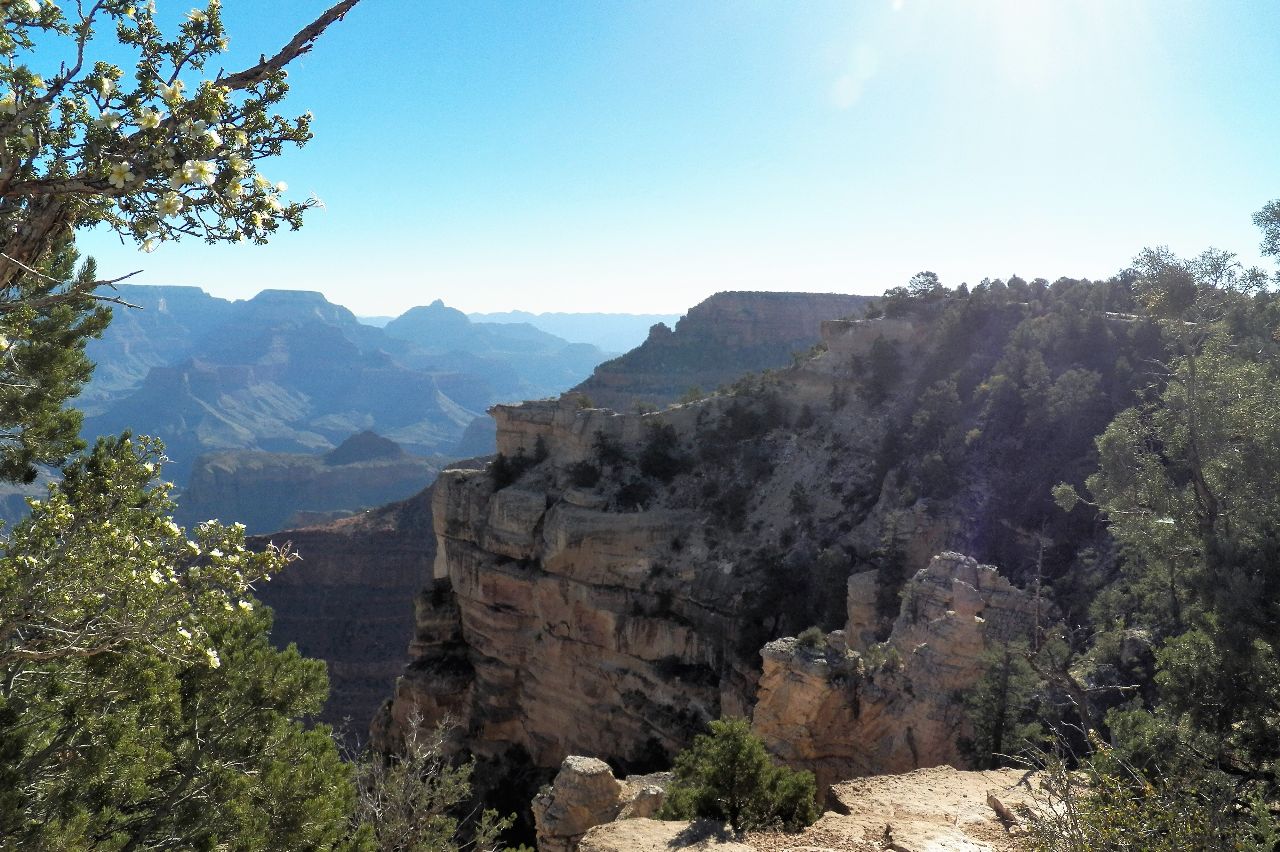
[591,431,628,469]
[638,421,687,483]
[657,718,817,833]
[1075,255,1280,780]
[565,460,600,488]
[794,626,824,650]
[959,642,1045,768]
[351,718,512,852]
[489,440,546,491]
[1024,739,1276,852]
[613,477,655,511]
[1031,205,1280,847]
[856,337,902,405]
[0,0,360,291]
[0,437,362,850]
[0,238,110,482]
[0,434,287,679]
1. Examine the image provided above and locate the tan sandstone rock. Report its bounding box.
[753,554,1044,794]
[533,757,674,852]
[577,766,1038,852]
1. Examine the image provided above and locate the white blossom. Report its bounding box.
[158,191,184,217]
[158,80,184,104]
[181,159,216,186]
[107,162,134,189]
[138,106,164,129]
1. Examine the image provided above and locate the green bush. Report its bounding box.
[1024,741,1277,852]
[638,422,688,482]
[566,461,601,488]
[657,718,818,833]
[795,626,825,650]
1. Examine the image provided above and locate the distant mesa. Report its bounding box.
[323,430,407,466]
[570,290,873,411]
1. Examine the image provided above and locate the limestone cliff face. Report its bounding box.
[248,457,488,733]
[571,291,871,411]
[752,553,1044,793]
[379,454,731,766]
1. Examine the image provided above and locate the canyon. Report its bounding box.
[373,311,1055,781]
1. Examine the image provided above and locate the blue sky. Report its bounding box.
[75,1,1280,314]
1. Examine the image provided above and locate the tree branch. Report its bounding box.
[218,0,362,91]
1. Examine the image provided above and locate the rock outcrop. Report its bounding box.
[376,452,729,765]
[575,765,1041,852]
[571,291,871,411]
[752,554,1045,794]
[531,757,673,852]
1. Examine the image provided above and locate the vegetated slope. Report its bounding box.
[467,310,682,353]
[176,431,442,535]
[82,288,610,488]
[377,275,1172,785]
[570,291,873,411]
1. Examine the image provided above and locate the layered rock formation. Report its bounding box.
[752,553,1044,793]
[177,431,441,534]
[248,459,487,732]
[83,287,611,487]
[377,455,730,765]
[377,315,937,768]
[571,291,871,411]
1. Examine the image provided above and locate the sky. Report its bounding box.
[73,1,1280,315]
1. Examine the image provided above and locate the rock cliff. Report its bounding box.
[372,283,1161,843]
[752,553,1044,794]
[178,432,441,534]
[376,316,940,768]
[248,457,487,732]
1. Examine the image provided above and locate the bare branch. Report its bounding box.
[218,0,362,91]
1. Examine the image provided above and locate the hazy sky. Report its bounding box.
[74,1,1280,315]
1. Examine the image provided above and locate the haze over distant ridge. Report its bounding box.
[466,310,681,353]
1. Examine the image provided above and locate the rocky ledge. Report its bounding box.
[537,757,1041,852]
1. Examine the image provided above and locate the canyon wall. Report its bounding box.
[752,553,1044,793]
[374,315,1019,775]
[248,457,488,732]
[571,291,872,411]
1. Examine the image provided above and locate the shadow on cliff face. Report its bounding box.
[246,457,489,740]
